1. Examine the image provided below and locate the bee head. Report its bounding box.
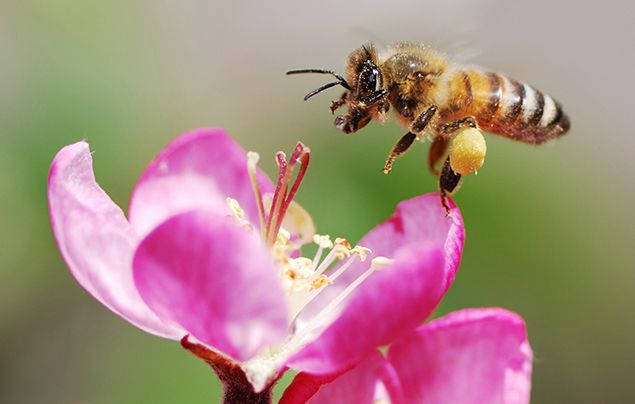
[286,44,389,134]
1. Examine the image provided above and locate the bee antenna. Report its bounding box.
[302,81,342,101]
[286,68,351,90]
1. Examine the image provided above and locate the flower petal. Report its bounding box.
[48,141,183,338]
[387,308,533,404]
[128,129,273,236]
[133,210,289,361]
[280,351,393,404]
[358,193,464,292]
[286,244,446,374]
[297,194,463,328]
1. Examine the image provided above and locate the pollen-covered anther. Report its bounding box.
[311,274,333,290]
[370,256,393,270]
[226,197,245,219]
[279,256,316,293]
[276,227,291,245]
[271,244,289,261]
[333,237,352,259]
[247,151,260,171]
[350,245,371,262]
[313,234,333,249]
[293,257,313,277]
[225,197,254,232]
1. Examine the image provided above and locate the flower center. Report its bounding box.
[230,143,392,391]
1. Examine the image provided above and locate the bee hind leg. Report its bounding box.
[438,156,462,216]
[438,116,478,135]
[428,136,448,175]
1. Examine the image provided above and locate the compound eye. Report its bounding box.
[358,64,381,95]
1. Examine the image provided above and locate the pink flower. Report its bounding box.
[48,129,465,396]
[281,308,533,404]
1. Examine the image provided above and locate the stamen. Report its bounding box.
[370,256,393,270]
[247,152,267,238]
[333,237,352,259]
[312,248,340,278]
[327,251,362,282]
[225,198,254,232]
[276,227,291,245]
[308,234,332,274]
[285,260,384,351]
[311,274,333,289]
[313,234,334,249]
[226,197,245,218]
[351,246,371,262]
[301,244,370,314]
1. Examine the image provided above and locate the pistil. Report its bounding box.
[248,143,310,246]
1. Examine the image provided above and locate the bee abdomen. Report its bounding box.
[443,69,570,144]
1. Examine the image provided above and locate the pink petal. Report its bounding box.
[387,308,533,404]
[281,351,393,404]
[133,210,289,361]
[287,244,446,374]
[48,142,183,338]
[128,128,273,237]
[298,194,463,326]
[358,193,464,292]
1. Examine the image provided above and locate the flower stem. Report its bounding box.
[181,336,276,404]
[221,382,273,404]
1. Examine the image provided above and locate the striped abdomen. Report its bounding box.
[440,68,570,144]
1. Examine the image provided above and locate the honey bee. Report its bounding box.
[287,42,570,212]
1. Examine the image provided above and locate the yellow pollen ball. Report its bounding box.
[449,127,487,176]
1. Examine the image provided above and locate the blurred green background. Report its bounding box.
[1,1,634,403]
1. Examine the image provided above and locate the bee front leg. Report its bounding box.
[383,105,438,174]
[438,156,462,216]
[330,92,348,113]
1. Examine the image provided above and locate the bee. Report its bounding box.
[287,42,570,212]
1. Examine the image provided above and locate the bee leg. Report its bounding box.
[383,132,417,174]
[330,92,348,113]
[428,136,448,175]
[438,156,462,216]
[383,105,438,174]
[438,116,478,135]
[361,89,389,106]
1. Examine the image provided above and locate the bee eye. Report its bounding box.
[358,63,381,96]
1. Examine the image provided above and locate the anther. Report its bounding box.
[276,227,291,245]
[333,237,352,259]
[311,275,333,290]
[370,256,393,270]
[351,246,371,262]
[313,234,334,249]
[226,197,245,219]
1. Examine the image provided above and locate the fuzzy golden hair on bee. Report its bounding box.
[287,42,570,213]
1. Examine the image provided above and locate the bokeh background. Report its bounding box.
[2,0,634,402]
